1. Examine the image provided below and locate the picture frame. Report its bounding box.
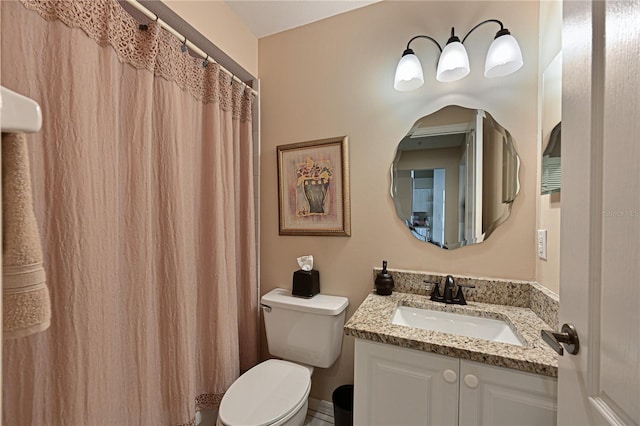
[277,136,351,236]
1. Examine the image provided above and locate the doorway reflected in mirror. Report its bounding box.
[391,106,520,249]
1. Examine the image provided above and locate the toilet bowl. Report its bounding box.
[218,288,349,426]
[218,359,311,426]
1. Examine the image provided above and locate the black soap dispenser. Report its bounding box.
[375,260,395,296]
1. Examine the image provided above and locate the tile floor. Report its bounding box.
[305,398,334,425]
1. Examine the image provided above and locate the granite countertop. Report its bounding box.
[344,291,559,377]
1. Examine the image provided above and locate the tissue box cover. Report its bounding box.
[292,269,320,298]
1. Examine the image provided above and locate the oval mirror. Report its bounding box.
[391,106,520,249]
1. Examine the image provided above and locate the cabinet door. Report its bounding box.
[459,360,557,426]
[354,339,458,426]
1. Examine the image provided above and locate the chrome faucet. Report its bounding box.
[424,275,475,305]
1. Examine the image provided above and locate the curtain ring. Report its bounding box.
[181,37,188,53]
[139,14,158,31]
[202,56,209,68]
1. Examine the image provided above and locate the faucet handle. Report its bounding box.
[424,280,444,302]
[457,283,476,289]
[453,283,475,305]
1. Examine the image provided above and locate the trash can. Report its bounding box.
[332,384,354,426]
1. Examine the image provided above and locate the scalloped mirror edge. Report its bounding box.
[390,105,520,249]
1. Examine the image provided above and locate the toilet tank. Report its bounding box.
[261,288,349,369]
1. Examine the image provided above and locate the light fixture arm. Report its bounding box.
[405,35,443,53]
[461,19,505,44]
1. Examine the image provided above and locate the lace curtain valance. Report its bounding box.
[22,0,253,121]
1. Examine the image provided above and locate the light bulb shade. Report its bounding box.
[484,34,524,78]
[436,41,470,82]
[394,51,424,91]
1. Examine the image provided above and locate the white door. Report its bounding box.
[558,1,639,425]
[432,168,446,245]
[458,151,466,241]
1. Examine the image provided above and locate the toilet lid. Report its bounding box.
[219,359,311,426]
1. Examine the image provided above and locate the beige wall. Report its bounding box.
[163,0,258,77]
[537,0,562,293]
[259,1,541,401]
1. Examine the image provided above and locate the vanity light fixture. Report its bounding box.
[393,19,524,91]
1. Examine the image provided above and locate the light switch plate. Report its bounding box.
[537,229,548,260]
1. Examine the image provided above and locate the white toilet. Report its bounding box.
[218,288,349,426]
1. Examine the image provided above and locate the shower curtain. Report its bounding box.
[1,1,258,424]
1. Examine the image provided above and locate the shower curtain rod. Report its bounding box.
[122,0,258,97]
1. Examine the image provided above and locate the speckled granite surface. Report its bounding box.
[350,277,560,377]
[373,268,559,328]
[529,281,559,329]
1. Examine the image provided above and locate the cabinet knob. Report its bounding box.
[464,374,479,389]
[443,369,457,383]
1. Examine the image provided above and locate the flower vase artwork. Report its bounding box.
[277,136,350,236]
[295,157,334,216]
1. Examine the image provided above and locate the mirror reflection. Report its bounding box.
[391,106,520,249]
[541,121,561,194]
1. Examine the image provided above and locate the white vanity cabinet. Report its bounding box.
[458,359,557,425]
[354,339,557,426]
[354,339,459,425]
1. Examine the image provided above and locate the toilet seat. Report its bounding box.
[218,359,311,426]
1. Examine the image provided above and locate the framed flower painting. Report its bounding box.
[277,136,351,236]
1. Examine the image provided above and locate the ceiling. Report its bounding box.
[224,0,381,39]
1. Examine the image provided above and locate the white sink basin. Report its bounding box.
[392,305,524,347]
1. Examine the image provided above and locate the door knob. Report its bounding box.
[541,323,580,355]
